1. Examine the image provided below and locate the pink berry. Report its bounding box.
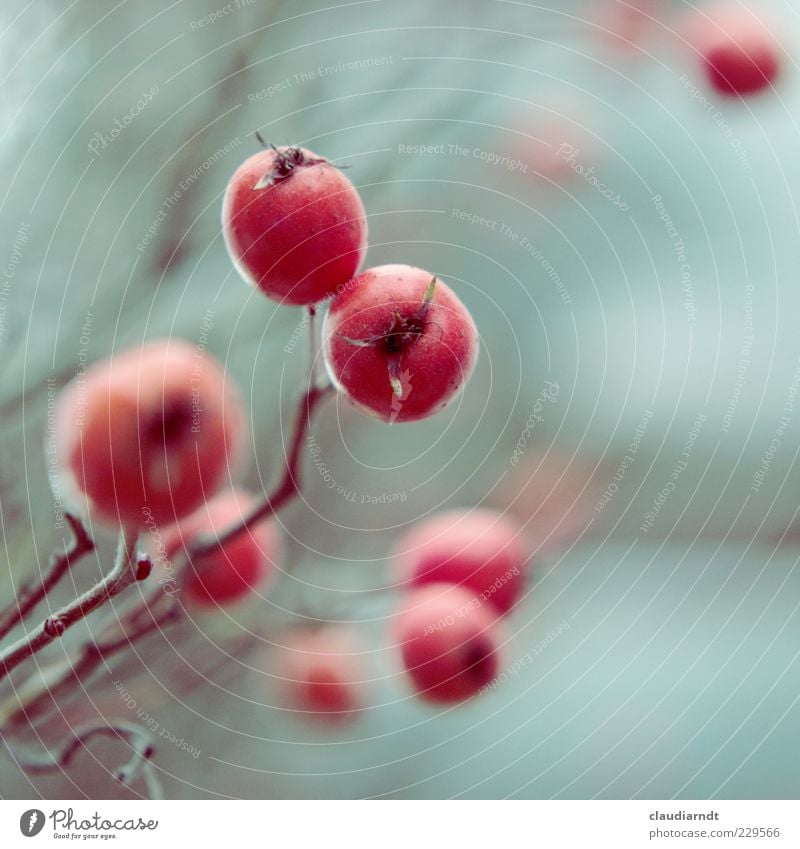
[528,118,596,186]
[275,627,363,725]
[222,144,368,306]
[394,509,527,615]
[596,0,663,57]
[322,265,479,423]
[496,449,600,551]
[393,583,501,704]
[162,489,278,608]
[507,96,601,189]
[55,339,244,527]
[682,3,781,98]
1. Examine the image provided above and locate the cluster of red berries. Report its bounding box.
[598,1,782,99]
[53,139,487,722]
[265,507,530,721]
[55,339,271,607]
[391,508,528,704]
[47,0,783,731]
[49,0,783,719]
[223,142,479,422]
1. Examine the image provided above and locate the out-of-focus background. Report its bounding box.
[1,0,799,799]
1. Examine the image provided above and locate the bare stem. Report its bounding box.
[141,763,165,800]
[189,380,334,557]
[0,526,144,684]
[308,304,329,389]
[3,719,159,794]
[1,590,180,728]
[0,514,95,642]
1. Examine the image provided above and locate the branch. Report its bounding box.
[0,513,95,641]
[0,526,146,684]
[2,719,161,796]
[307,304,327,389]
[190,380,334,557]
[1,589,180,728]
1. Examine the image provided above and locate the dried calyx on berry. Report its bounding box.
[323,264,478,423]
[253,136,328,189]
[338,277,438,399]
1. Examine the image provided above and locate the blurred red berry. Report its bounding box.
[275,627,363,725]
[393,583,501,704]
[394,509,527,615]
[55,340,244,527]
[164,488,278,608]
[495,449,601,552]
[682,3,781,98]
[596,0,663,58]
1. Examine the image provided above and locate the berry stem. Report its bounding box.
[189,380,334,557]
[2,719,163,798]
[307,304,325,388]
[0,525,143,683]
[0,513,95,642]
[0,590,180,728]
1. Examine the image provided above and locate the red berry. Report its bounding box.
[275,627,363,725]
[393,583,501,704]
[322,265,479,423]
[394,509,527,615]
[683,4,781,97]
[55,339,244,527]
[163,489,277,608]
[222,145,367,306]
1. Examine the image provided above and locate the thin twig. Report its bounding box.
[168,631,261,697]
[307,304,328,390]
[0,513,95,641]
[190,380,334,557]
[0,526,144,683]
[307,305,317,383]
[141,762,165,799]
[1,589,181,728]
[3,719,158,794]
